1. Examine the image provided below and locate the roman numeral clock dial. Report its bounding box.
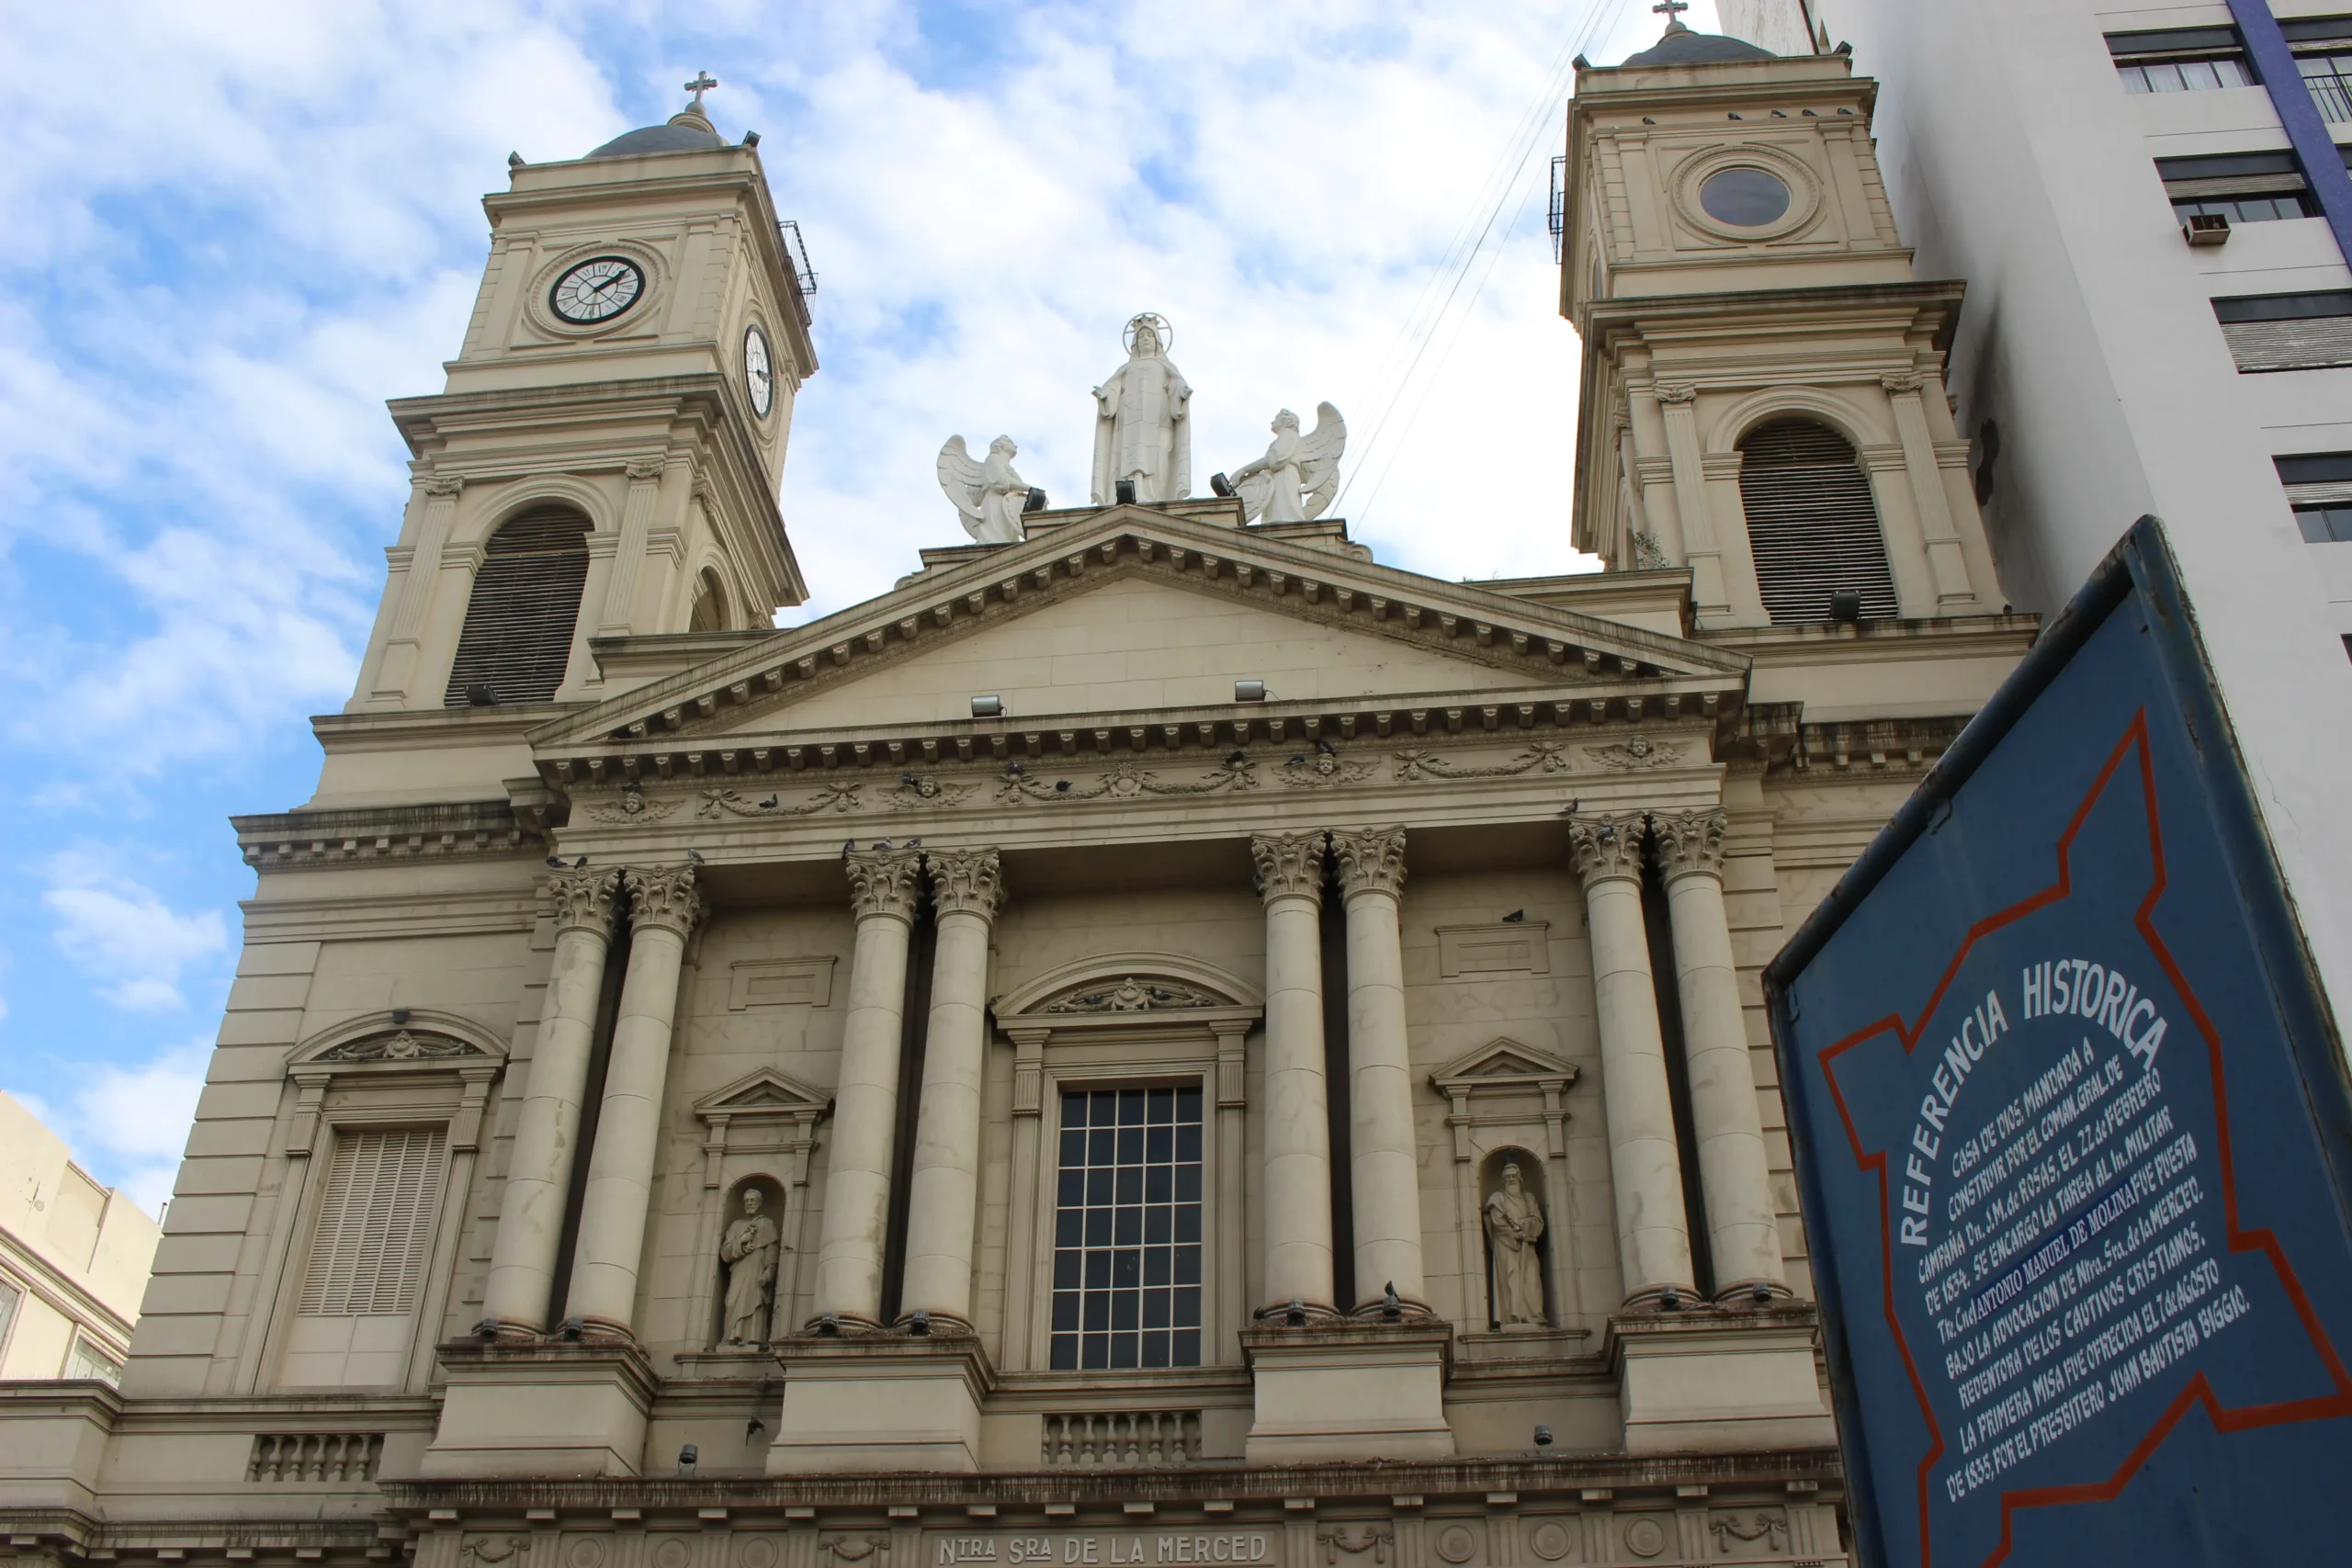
[744,323,775,416]
[549,255,645,323]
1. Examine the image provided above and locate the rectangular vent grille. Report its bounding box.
[2220,316,2352,372]
[299,1128,444,1316]
[1738,423,1900,624]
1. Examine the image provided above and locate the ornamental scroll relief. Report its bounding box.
[1040,977,1224,1014]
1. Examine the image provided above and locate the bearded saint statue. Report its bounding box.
[1091,314,1192,504]
[718,1187,780,1345]
[1485,1161,1548,1328]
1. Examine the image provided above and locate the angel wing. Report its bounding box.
[1233,467,1275,525]
[936,435,988,536]
[1299,401,1347,520]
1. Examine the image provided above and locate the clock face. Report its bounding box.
[743,324,775,417]
[548,256,645,324]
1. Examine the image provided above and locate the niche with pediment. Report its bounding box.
[684,1067,828,1359]
[1430,1038,1581,1337]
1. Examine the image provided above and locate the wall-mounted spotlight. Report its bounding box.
[677,1444,698,1476]
[1533,1424,1555,1449]
[1234,680,1270,703]
[1114,479,1138,505]
[1209,473,1236,498]
[742,130,762,147]
[1830,590,1862,624]
[1023,488,1048,513]
[971,694,1004,718]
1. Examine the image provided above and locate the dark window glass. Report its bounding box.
[2301,51,2352,122]
[1048,1086,1205,1371]
[2295,505,2352,542]
[2214,291,2352,323]
[1698,166,1792,227]
[2174,194,2316,223]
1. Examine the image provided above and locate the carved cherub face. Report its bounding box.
[741,1189,764,1216]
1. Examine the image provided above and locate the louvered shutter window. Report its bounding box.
[1737,420,1900,624]
[443,508,591,705]
[300,1128,445,1315]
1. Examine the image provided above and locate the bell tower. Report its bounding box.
[347,79,816,715]
[1561,18,2004,628]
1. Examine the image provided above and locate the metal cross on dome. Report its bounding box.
[1652,0,1690,17]
[684,72,718,107]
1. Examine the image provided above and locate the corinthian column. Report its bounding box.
[810,846,925,1326]
[1568,813,1695,1308]
[1252,830,1336,1315]
[900,848,1006,1329]
[482,867,618,1333]
[1330,826,1427,1314]
[564,865,704,1335]
[1654,808,1786,1301]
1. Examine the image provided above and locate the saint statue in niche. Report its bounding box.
[1091,314,1192,504]
[718,1187,780,1345]
[1484,1161,1548,1329]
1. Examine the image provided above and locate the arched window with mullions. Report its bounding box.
[1736,419,1900,624]
[443,507,591,705]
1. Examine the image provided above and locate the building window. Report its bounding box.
[299,1128,445,1317]
[2294,505,2352,541]
[1049,1087,1203,1371]
[442,507,592,706]
[2273,452,2352,541]
[2157,152,2315,225]
[2109,28,2254,93]
[1736,420,1901,624]
[2214,292,2352,372]
[2287,19,2352,122]
[63,1334,123,1385]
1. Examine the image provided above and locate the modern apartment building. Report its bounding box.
[0,1094,160,1386]
[1714,0,2352,1053]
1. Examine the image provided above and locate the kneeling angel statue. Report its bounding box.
[937,434,1033,544]
[1221,403,1346,525]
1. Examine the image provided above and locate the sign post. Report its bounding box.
[1767,517,2352,1567]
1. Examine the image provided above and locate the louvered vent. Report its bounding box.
[299,1128,444,1316]
[2218,317,2352,372]
[443,508,591,705]
[1738,421,1899,624]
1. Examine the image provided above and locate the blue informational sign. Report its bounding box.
[1766,519,2352,1568]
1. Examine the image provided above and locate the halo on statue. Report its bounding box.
[1122,312,1173,355]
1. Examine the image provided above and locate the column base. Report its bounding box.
[419,1339,658,1478]
[764,1333,993,1474]
[1239,1319,1455,1463]
[1610,1304,1835,1455]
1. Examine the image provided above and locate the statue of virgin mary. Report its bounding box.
[1091,314,1192,504]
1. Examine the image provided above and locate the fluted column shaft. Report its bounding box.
[565,866,703,1333]
[1331,826,1427,1314]
[482,868,619,1332]
[1253,831,1336,1314]
[810,847,925,1325]
[900,849,1006,1327]
[1656,809,1786,1299]
[1570,814,1696,1307]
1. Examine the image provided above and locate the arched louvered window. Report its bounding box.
[1737,420,1900,623]
[443,507,591,705]
[688,567,729,633]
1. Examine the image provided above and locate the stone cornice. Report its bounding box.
[1251,830,1327,905]
[1653,807,1728,884]
[1331,825,1408,901]
[234,799,539,872]
[927,847,1004,922]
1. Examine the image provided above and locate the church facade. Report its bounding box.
[2,28,2029,1568]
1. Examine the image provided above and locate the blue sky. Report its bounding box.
[0,0,1718,1212]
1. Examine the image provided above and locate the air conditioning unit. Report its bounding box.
[2185,211,2231,246]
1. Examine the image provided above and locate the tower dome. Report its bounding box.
[585,107,725,159]
[1622,19,1777,66]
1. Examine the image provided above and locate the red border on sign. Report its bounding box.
[1815,712,2352,1568]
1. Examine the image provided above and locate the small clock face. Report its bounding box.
[549,256,645,324]
[743,324,775,417]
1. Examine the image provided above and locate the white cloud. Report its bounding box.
[41,858,229,1013]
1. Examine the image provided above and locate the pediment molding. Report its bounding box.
[288,1010,509,1074]
[996,952,1263,1019]
[529,509,1748,757]
[1430,1037,1580,1097]
[693,1066,831,1125]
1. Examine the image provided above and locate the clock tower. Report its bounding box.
[343,80,816,746]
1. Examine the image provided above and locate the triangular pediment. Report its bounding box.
[1430,1037,1579,1093]
[529,507,1747,757]
[693,1066,830,1122]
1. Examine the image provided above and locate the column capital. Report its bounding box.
[929,847,1005,921]
[418,473,466,498]
[547,867,621,936]
[624,864,704,937]
[846,846,924,923]
[1653,807,1728,885]
[1331,825,1408,902]
[1568,812,1647,887]
[625,457,668,482]
[1252,830,1328,905]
